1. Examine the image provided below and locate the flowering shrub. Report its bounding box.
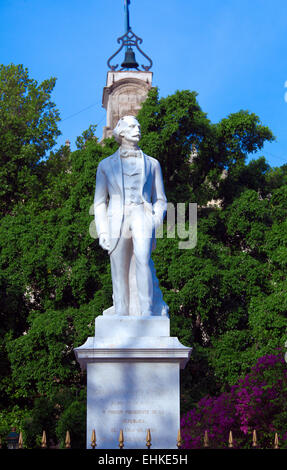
[181,353,287,449]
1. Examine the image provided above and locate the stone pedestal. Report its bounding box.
[74,316,191,449]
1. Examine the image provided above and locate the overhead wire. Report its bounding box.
[61,100,103,122]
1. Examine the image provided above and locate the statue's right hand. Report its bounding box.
[99,233,110,251]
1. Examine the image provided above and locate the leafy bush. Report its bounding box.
[181,353,287,449]
[55,396,86,449]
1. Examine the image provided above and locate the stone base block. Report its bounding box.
[74,314,192,449]
[95,315,170,338]
[86,361,180,449]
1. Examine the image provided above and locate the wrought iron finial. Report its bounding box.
[18,431,23,449]
[203,430,209,448]
[177,429,183,449]
[65,430,71,449]
[91,429,97,449]
[107,1,152,71]
[107,29,153,71]
[274,433,279,449]
[124,0,131,34]
[146,429,152,449]
[252,429,257,448]
[41,430,47,449]
[228,430,233,448]
[119,429,124,449]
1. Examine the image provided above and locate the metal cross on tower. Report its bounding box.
[107,0,152,71]
[124,0,131,34]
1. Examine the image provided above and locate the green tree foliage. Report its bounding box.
[22,397,57,448]
[137,88,211,203]
[55,396,86,449]
[0,64,61,216]
[0,72,286,446]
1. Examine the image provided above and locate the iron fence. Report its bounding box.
[0,428,283,449]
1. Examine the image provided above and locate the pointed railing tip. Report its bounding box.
[228,430,233,448]
[65,430,71,449]
[18,431,23,449]
[177,429,182,449]
[274,432,279,449]
[203,430,209,448]
[146,428,151,449]
[91,429,97,449]
[252,429,257,448]
[8,427,285,449]
[119,429,124,449]
[41,430,47,448]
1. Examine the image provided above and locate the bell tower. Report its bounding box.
[101,0,153,140]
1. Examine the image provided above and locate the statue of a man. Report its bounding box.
[94,115,168,317]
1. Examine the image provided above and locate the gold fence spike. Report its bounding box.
[203,430,209,448]
[252,429,257,448]
[119,429,124,449]
[274,433,279,449]
[228,430,233,448]
[146,429,152,449]
[65,430,71,449]
[18,431,23,449]
[41,430,47,448]
[91,429,97,449]
[177,429,182,449]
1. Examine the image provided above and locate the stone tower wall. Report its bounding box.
[102,70,153,140]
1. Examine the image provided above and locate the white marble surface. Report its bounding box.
[94,116,168,317]
[75,335,191,369]
[95,315,170,338]
[86,361,180,449]
[74,314,192,449]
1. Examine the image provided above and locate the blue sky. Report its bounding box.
[1,0,287,167]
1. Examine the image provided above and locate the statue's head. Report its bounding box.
[113,115,141,145]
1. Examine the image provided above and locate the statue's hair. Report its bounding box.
[113,115,139,143]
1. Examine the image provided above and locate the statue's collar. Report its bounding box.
[120,148,142,158]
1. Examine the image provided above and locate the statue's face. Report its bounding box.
[121,116,141,143]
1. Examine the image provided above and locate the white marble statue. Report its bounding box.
[94,115,169,317]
